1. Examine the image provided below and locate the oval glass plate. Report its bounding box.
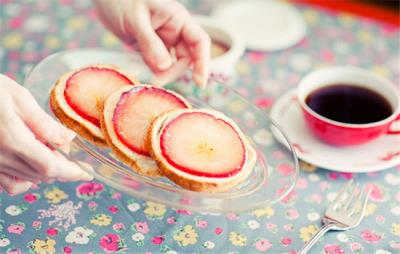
[24,48,298,213]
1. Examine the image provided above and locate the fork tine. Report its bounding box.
[344,183,360,210]
[350,185,371,216]
[332,179,353,205]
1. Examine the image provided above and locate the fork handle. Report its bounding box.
[298,223,336,254]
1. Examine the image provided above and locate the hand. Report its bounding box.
[94,0,211,87]
[0,74,92,195]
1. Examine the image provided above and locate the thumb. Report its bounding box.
[15,89,75,146]
[126,4,172,72]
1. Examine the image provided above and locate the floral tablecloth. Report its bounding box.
[1,1,399,253]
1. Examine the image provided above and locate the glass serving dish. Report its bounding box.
[24,48,298,213]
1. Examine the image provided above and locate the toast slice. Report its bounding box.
[149,108,257,192]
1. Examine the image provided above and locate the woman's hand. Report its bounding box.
[94,0,210,87]
[0,75,92,195]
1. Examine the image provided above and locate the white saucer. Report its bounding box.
[270,89,400,172]
[211,0,306,51]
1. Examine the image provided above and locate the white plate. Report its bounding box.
[270,89,400,172]
[212,0,306,51]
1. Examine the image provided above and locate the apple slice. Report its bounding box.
[113,85,190,156]
[160,111,246,177]
[64,65,135,127]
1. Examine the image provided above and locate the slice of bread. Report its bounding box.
[101,85,191,177]
[149,108,257,192]
[50,64,137,146]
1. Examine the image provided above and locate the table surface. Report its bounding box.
[1,1,400,254]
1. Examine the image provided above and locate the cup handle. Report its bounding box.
[387,114,400,135]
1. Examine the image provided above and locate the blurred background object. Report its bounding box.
[293,0,399,26]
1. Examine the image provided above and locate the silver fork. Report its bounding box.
[298,180,371,254]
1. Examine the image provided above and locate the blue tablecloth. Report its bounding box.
[1,1,399,253]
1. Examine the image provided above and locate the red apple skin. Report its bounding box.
[64,66,134,127]
[159,111,246,178]
[113,86,190,156]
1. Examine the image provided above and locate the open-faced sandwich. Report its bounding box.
[101,85,191,177]
[50,64,138,146]
[149,108,256,192]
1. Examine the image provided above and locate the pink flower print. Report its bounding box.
[111,192,122,200]
[108,205,119,214]
[255,238,272,252]
[88,201,98,210]
[321,50,334,62]
[214,227,223,235]
[226,213,239,220]
[281,237,292,246]
[176,209,192,215]
[390,241,400,249]
[323,244,344,254]
[349,242,363,252]
[279,189,297,204]
[135,222,149,234]
[272,151,285,159]
[151,235,164,245]
[286,208,299,220]
[396,192,400,202]
[340,172,353,179]
[277,163,295,176]
[7,223,25,235]
[376,215,385,224]
[248,52,265,63]
[46,228,58,236]
[32,220,41,230]
[166,216,176,224]
[112,223,125,232]
[266,223,277,232]
[283,224,294,232]
[196,219,208,228]
[361,230,382,243]
[328,172,338,180]
[6,249,21,254]
[255,98,273,109]
[308,194,322,204]
[99,234,125,253]
[144,252,152,254]
[24,193,38,203]
[296,178,308,189]
[319,181,330,191]
[63,246,72,254]
[366,184,384,202]
[76,182,104,199]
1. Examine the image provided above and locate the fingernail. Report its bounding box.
[81,171,93,181]
[157,57,172,71]
[193,73,208,89]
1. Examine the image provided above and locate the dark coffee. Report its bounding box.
[305,84,393,124]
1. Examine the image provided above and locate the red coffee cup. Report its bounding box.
[298,66,400,146]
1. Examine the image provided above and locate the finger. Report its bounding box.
[0,149,50,182]
[176,41,191,60]
[0,165,41,183]
[181,19,211,88]
[151,58,190,86]
[12,87,75,146]
[0,172,32,195]
[7,114,92,181]
[156,13,186,48]
[126,3,172,72]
